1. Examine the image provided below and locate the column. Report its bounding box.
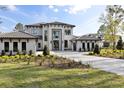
[18,40,21,53]
[85,41,87,51]
[89,42,92,51]
[42,25,44,49]
[48,25,52,51]
[9,41,13,52]
[61,27,64,51]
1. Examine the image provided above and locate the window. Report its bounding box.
[13,42,18,52]
[22,42,26,51]
[82,43,85,49]
[87,43,90,51]
[65,30,71,35]
[4,42,9,52]
[38,43,41,48]
[44,30,48,41]
[92,42,94,49]
[53,31,59,39]
[64,40,68,48]
[32,29,37,34]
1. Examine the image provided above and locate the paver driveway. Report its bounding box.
[53,51,124,76]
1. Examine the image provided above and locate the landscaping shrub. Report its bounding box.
[39,56,45,66]
[9,50,12,56]
[51,56,56,67]
[1,50,5,56]
[22,50,27,55]
[116,36,123,50]
[2,56,9,63]
[93,44,100,54]
[43,45,50,56]
[17,50,20,55]
[29,50,33,55]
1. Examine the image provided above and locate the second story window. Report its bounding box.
[32,28,37,35]
[44,30,48,41]
[65,30,71,35]
[53,31,59,39]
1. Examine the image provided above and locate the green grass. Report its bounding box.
[0,62,124,88]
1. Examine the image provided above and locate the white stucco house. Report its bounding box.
[0,21,102,55]
[71,34,102,51]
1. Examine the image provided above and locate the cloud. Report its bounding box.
[0,5,30,18]
[54,8,58,12]
[64,5,91,14]
[0,5,17,11]
[7,5,17,11]
[49,5,54,9]
[48,5,59,12]
[0,15,17,24]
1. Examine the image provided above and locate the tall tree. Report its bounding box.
[99,5,124,50]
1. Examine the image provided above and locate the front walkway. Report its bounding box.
[53,51,124,76]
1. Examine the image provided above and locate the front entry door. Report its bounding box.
[53,40,59,50]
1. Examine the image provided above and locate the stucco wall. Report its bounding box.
[25,24,74,51]
[0,39,36,55]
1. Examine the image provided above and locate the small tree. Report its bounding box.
[116,36,123,50]
[43,45,50,56]
[9,50,12,56]
[29,50,33,55]
[93,44,100,54]
[1,50,5,56]
[17,50,20,55]
[22,50,27,55]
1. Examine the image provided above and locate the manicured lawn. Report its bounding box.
[0,62,124,88]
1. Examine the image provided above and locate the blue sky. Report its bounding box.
[0,5,106,36]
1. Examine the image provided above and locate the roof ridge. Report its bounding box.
[18,31,37,37]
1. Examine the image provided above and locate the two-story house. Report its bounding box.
[0,21,75,55]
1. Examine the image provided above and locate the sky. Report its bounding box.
[0,5,106,36]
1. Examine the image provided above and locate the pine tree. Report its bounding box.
[43,45,50,56]
[116,36,123,50]
[93,44,100,54]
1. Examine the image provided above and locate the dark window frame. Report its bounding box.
[22,42,26,51]
[38,43,41,48]
[13,42,18,52]
[44,30,48,41]
[65,30,71,35]
[4,42,9,52]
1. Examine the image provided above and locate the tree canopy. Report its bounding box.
[99,5,124,50]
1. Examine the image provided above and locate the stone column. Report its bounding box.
[42,25,44,49]
[89,42,92,51]
[0,39,4,51]
[18,40,22,53]
[9,41,13,52]
[48,26,52,51]
[85,41,87,51]
[61,26,64,51]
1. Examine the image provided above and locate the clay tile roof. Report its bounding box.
[25,21,75,27]
[0,31,37,39]
[72,33,101,41]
